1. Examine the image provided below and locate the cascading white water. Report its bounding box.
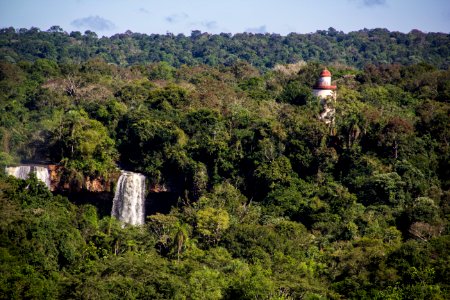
[5,165,31,180]
[5,165,51,189]
[111,171,146,225]
[34,166,51,189]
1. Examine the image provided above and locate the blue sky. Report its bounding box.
[1,0,449,36]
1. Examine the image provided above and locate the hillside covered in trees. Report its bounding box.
[0,27,450,299]
[1,26,450,69]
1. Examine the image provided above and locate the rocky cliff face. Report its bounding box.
[318,97,336,125]
[7,164,179,196]
[48,165,119,193]
[6,164,184,218]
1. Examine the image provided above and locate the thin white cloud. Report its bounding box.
[188,20,219,32]
[362,0,386,6]
[202,21,218,30]
[166,13,189,24]
[245,25,267,34]
[71,15,115,31]
[350,0,386,7]
[138,8,149,14]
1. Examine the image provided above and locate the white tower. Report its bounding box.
[313,69,337,124]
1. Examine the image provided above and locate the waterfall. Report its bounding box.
[34,166,51,189]
[5,165,51,189]
[111,171,146,225]
[5,165,31,180]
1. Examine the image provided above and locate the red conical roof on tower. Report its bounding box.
[320,69,331,77]
[313,68,336,90]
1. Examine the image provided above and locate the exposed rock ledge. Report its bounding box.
[6,164,175,194]
[48,165,119,193]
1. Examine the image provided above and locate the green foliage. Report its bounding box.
[146,84,189,110]
[118,113,186,180]
[3,27,449,69]
[358,172,406,206]
[196,207,230,245]
[0,176,84,299]
[44,109,118,176]
[1,30,449,298]
[146,61,176,80]
[279,81,314,105]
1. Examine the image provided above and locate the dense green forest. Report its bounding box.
[0,27,450,299]
[1,26,450,69]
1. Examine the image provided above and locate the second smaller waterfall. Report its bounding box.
[111,171,146,225]
[5,165,32,180]
[5,165,51,189]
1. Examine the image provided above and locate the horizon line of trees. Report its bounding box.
[1,25,449,70]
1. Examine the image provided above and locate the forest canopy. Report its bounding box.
[0,26,449,299]
[0,26,449,69]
